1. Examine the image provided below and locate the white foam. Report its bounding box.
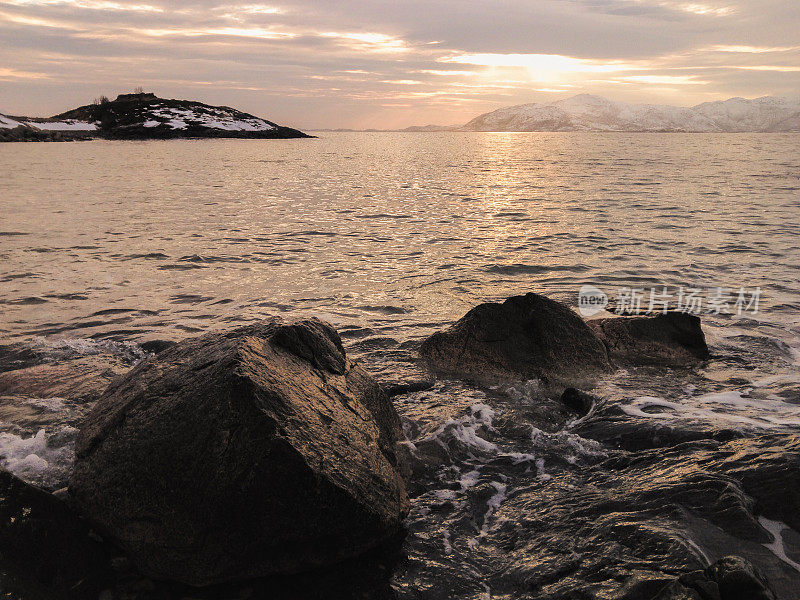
[0,427,76,490]
[501,451,538,464]
[620,396,681,419]
[535,458,551,481]
[621,391,800,430]
[759,516,800,573]
[530,425,608,463]
[469,480,508,548]
[32,336,147,361]
[504,379,540,402]
[422,403,498,453]
[459,469,481,490]
[433,489,458,501]
[25,397,66,411]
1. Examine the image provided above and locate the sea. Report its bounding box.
[1,132,799,598]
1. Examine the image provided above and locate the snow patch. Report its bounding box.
[27,120,97,131]
[145,106,277,131]
[0,114,23,129]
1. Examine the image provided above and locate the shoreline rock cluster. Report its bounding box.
[0,293,791,599]
[419,292,709,388]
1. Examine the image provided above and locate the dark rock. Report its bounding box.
[478,431,800,599]
[271,318,347,375]
[588,312,710,366]
[419,293,612,387]
[382,378,436,397]
[712,435,800,532]
[0,469,116,598]
[705,555,776,600]
[70,318,409,586]
[654,556,775,600]
[137,339,176,354]
[559,388,596,416]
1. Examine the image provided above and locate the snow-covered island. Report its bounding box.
[403,94,800,132]
[0,92,310,141]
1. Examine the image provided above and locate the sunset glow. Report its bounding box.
[1,0,798,128]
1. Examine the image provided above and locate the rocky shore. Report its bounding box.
[0,293,797,599]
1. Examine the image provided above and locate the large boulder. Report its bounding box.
[588,312,709,366]
[419,293,613,387]
[70,318,409,586]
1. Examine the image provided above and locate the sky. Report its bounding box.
[0,0,798,129]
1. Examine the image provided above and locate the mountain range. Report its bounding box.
[0,92,309,141]
[406,94,800,133]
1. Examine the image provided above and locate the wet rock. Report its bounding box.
[711,434,800,532]
[0,469,116,599]
[474,432,800,599]
[70,318,409,586]
[654,555,776,600]
[419,293,612,387]
[382,377,437,397]
[559,388,596,417]
[588,312,710,366]
[706,555,776,600]
[137,339,176,354]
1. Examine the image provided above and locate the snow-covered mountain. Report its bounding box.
[1,92,309,141]
[461,94,800,132]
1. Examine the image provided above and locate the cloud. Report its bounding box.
[621,74,708,84]
[440,53,636,75]
[0,66,51,79]
[319,31,409,53]
[708,44,800,53]
[0,0,798,128]
[2,0,162,11]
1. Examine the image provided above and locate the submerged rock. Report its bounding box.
[419,293,613,387]
[588,311,710,366]
[559,388,596,417]
[476,433,800,599]
[70,318,409,586]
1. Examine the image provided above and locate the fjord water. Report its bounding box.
[1,133,800,597]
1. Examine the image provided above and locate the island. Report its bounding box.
[0,92,310,141]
